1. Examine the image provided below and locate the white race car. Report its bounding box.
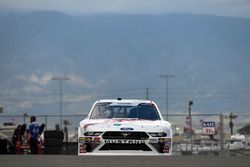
[78,99,172,155]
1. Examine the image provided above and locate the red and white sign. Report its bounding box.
[202,122,216,135]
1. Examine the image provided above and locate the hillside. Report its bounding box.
[0,11,250,116]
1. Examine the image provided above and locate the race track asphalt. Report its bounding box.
[1,155,250,167]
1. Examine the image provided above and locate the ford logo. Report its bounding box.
[120,127,134,131]
[121,133,129,137]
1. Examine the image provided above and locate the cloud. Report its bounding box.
[0,0,250,18]
[16,73,53,85]
[203,90,218,98]
[22,85,44,93]
[16,73,93,88]
[65,94,94,103]
[18,100,33,108]
[68,74,93,88]
[8,93,94,111]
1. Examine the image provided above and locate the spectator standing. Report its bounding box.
[27,116,40,154]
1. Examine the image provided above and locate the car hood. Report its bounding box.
[80,118,171,132]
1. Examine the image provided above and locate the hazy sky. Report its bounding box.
[0,0,250,18]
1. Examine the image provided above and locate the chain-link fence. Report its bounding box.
[1,113,250,155]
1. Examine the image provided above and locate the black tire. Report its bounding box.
[44,130,64,139]
[44,138,63,147]
[0,139,8,154]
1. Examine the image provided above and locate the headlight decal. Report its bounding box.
[148,132,167,137]
[84,131,103,136]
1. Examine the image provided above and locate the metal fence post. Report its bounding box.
[45,115,48,130]
[220,114,224,155]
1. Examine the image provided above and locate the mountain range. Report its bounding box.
[0,11,250,121]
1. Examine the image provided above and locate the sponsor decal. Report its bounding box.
[80,148,86,153]
[113,123,122,126]
[163,144,170,153]
[83,123,96,131]
[163,149,170,153]
[116,119,137,122]
[79,144,87,153]
[80,144,86,149]
[158,138,171,143]
[165,142,171,146]
[79,137,92,143]
[104,139,145,144]
[163,144,170,149]
[93,137,101,143]
[120,127,134,131]
[149,138,158,144]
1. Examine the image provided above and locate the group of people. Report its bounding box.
[12,116,45,154]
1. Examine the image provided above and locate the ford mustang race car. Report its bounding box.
[78,99,172,155]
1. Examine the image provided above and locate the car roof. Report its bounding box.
[96,99,155,105]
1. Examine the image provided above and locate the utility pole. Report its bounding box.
[146,88,149,100]
[160,74,175,121]
[220,114,225,155]
[0,106,3,113]
[51,76,70,129]
[23,113,28,124]
[188,100,194,154]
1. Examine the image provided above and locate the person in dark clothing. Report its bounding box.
[27,116,40,154]
[11,124,26,154]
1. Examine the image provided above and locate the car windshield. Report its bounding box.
[90,102,160,120]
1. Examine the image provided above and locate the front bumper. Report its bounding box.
[78,135,172,155]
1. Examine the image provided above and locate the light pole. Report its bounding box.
[23,113,28,124]
[188,100,194,153]
[229,113,237,135]
[0,106,3,113]
[146,87,149,100]
[160,74,175,121]
[51,76,70,128]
